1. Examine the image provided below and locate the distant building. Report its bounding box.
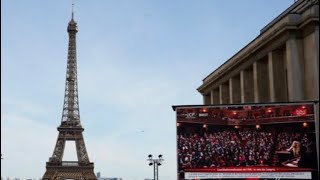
[96,173,122,180]
[97,172,101,178]
[2,178,37,180]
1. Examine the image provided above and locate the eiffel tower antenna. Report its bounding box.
[71,0,75,20]
[42,2,96,179]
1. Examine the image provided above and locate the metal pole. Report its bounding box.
[148,154,163,180]
[153,161,156,180]
[156,162,159,180]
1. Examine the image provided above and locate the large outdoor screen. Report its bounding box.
[174,102,319,179]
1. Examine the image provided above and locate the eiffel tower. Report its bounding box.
[42,5,97,180]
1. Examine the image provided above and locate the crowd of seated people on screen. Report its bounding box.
[177,128,312,169]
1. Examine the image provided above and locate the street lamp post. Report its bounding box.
[147,154,164,180]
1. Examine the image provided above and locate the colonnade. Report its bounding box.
[203,31,319,105]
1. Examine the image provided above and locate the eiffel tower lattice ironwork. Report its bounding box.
[42,7,97,180]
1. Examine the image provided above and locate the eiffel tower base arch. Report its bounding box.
[42,163,97,180]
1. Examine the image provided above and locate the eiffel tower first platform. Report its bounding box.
[42,6,97,180]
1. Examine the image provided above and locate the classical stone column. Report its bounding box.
[268,52,276,102]
[303,27,319,101]
[203,94,210,105]
[286,34,304,101]
[229,79,233,104]
[210,88,220,104]
[219,83,230,104]
[229,76,241,104]
[210,90,214,104]
[268,49,287,102]
[253,57,270,103]
[253,62,259,102]
[219,85,223,104]
[240,68,254,103]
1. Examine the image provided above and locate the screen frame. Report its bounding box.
[173,100,319,179]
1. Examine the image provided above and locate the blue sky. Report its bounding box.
[1,0,295,179]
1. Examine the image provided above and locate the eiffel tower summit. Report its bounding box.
[42,4,97,180]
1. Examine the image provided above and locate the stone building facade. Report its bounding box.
[197,0,319,105]
[197,1,319,171]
